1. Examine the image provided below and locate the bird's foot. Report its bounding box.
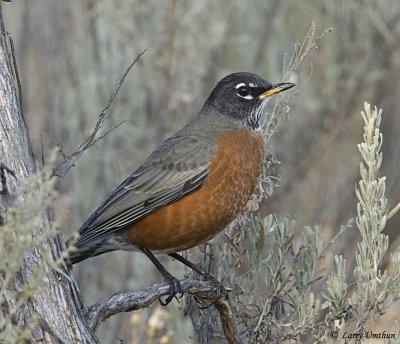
[193,273,230,309]
[202,273,229,299]
[159,274,183,306]
[165,253,230,306]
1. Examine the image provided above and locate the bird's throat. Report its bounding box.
[247,98,270,130]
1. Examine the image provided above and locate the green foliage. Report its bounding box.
[322,103,400,336]
[322,255,348,318]
[352,103,398,329]
[217,215,323,342]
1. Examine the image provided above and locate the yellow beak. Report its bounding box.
[258,82,295,99]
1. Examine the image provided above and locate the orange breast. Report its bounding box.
[126,129,264,252]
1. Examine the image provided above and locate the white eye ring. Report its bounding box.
[235,84,253,100]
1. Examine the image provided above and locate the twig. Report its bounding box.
[388,201,400,219]
[40,135,45,167]
[86,120,125,148]
[319,218,354,259]
[85,278,239,343]
[51,49,146,187]
[214,297,239,344]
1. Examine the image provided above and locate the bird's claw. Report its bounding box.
[193,273,229,309]
[159,275,183,306]
[202,273,229,299]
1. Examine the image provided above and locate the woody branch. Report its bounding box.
[85,279,239,344]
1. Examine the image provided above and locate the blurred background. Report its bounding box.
[4,0,400,342]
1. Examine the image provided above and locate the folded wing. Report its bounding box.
[75,134,213,248]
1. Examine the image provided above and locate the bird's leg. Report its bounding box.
[168,252,229,299]
[141,248,183,306]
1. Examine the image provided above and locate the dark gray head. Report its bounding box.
[205,72,295,129]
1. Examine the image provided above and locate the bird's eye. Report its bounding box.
[237,86,250,97]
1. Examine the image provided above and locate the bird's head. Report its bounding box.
[206,72,295,129]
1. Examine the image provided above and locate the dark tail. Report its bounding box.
[65,236,116,265]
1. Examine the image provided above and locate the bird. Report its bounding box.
[68,72,294,304]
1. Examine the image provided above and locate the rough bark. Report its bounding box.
[0,5,97,343]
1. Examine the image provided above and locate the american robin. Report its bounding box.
[69,72,294,304]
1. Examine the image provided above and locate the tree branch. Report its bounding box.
[51,49,147,187]
[85,279,239,344]
[214,298,239,344]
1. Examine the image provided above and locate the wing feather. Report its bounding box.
[75,134,213,247]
